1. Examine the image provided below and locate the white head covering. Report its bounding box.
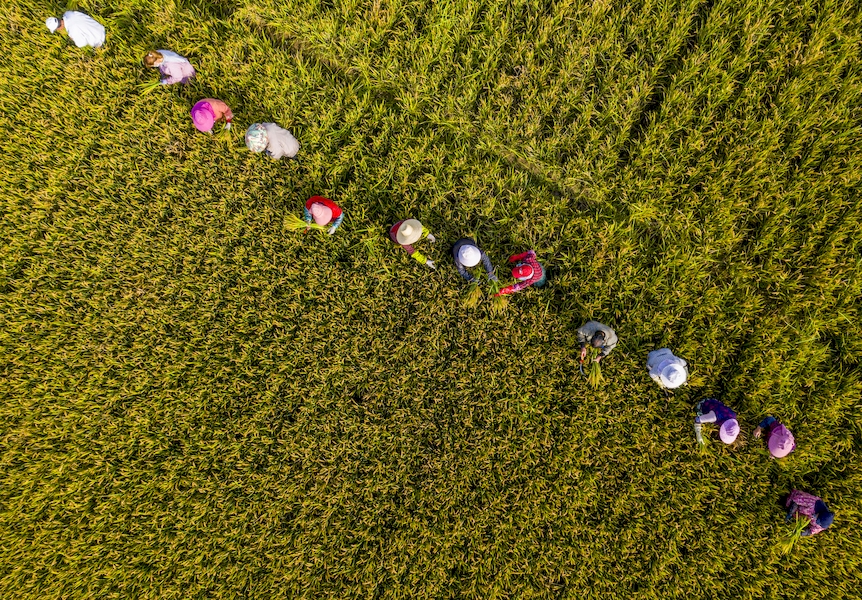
[46,17,61,33]
[659,363,687,389]
[62,11,106,48]
[458,245,481,268]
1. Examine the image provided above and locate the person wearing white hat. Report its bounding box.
[646,348,688,389]
[694,398,740,445]
[245,123,300,159]
[452,238,497,283]
[46,11,105,49]
[389,219,436,269]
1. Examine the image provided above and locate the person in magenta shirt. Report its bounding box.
[303,196,343,235]
[785,490,834,536]
[495,250,546,296]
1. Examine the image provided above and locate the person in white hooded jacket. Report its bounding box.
[46,11,105,49]
[646,348,688,389]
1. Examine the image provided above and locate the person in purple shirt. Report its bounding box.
[694,398,740,445]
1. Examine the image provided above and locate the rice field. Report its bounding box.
[1,0,861,597]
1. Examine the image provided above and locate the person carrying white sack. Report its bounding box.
[46,11,105,49]
[646,348,688,390]
[245,123,300,160]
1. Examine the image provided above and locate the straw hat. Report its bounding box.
[512,264,533,281]
[46,17,61,33]
[395,219,423,245]
[458,245,481,268]
[719,419,740,444]
[767,424,795,458]
[659,363,687,389]
[191,101,215,133]
[310,203,333,226]
[245,124,268,153]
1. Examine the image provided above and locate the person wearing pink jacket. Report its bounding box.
[191,99,233,134]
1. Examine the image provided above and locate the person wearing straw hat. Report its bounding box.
[785,490,834,536]
[45,11,105,48]
[389,219,436,269]
[694,398,739,445]
[245,123,300,160]
[577,320,617,363]
[191,99,233,134]
[754,415,796,459]
[452,238,497,283]
[646,348,688,390]
[144,50,196,85]
[494,250,546,296]
[303,196,343,235]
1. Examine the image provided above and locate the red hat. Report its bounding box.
[512,264,533,281]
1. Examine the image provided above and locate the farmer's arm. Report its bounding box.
[330,212,344,232]
[600,331,617,356]
[495,283,520,296]
[303,205,312,224]
[455,258,475,282]
[696,411,718,424]
[754,416,776,438]
[401,243,427,264]
[481,252,497,280]
[786,502,799,521]
[508,250,531,263]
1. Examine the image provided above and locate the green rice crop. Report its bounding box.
[0,0,861,597]
[775,515,810,555]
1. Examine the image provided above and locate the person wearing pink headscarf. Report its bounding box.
[191,99,233,134]
[754,416,796,458]
[303,196,343,235]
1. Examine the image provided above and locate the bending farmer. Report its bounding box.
[577,321,617,363]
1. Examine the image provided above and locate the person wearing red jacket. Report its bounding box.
[303,196,343,235]
[495,250,546,296]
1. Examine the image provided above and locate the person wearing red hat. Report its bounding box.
[494,250,545,296]
[303,196,343,235]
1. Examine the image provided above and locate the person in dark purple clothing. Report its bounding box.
[694,398,740,445]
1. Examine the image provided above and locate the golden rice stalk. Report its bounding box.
[587,348,603,388]
[284,214,324,232]
[775,515,809,555]
[462,281,482,308]
[136,80,162,94]
[488,279,508,314]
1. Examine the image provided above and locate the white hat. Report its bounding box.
[395,219,423,245]
[719,419,740,444]
[46,17,60,33]
[458,245,481,268]
[659,363,687,389]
